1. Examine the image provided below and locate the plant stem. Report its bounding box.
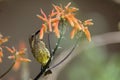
[48,32,82,70]
[52,21,64,55]
[0,61,15,79]
[48,33,52,56]
[34,58,52,80]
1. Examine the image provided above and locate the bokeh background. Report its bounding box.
[0,0,120,80]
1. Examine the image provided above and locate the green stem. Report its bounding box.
[52,35,62,55]
[52,21,64,56]
[48,33,52,56]
[48,32,82,70]
[0,61,15,79]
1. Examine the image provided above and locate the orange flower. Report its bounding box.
[37,9,57,32]
[53,3,85,38]
[82,19,93,42]
[37,9,60,39]
[70,28,77,39]
[53,3,81,37]
[83,19,93,26]
[65,2,79,13]
[65,14,74,27]
[39,24,47,39]
[65,2,71,9]
[0,47,3,63]
[37,9,52,31]
[0,34,9,45]
[83,27,91,42]
[37,2,93,41]
[52,4,63,15]
[6,46,31,71]
[0,34,9,63]
[52,20,60,38]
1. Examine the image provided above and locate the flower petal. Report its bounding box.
[0,48,3,57]
[53,21,60,38]
[52,4,63,13]
[67,7,79,13]
[65,15,74,27]
[39,27,44,39]
[8,56,15,59]
[13,60,20,71]
[51,18,59,23]
[50,9,57,17]
[0,58,2,63]
[84,19,93,26]
[6,46,16,54]
[65,2,71,9]
[48,19,52,32]
[70,28,77,39]
[84,27,91,42]
[0,37,9,45]
[37,15,47,22]
[19,57,31,62]
[40,9,47,19]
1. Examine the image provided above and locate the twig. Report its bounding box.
[0,61,15,79]
[48,33,52,56]
[34,58,52,80]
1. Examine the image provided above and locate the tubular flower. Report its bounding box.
[70,28,78,39]
[0,34,9,63]
[83,19,93,26]
[37,9,58,32]
[53,2,79,27]
[0,47,3,63]
[37,9,60,39]
[37,2,93,41]
[6,46,31,71]
[37,9,52,32]
[0,34,9,45]
[82,19,93,41]
[52,20,60,38]
[39,24,47,39]
[53,3,84,36]
[83,27,91,42]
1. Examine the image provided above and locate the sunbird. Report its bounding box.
[29,34,50,67]
[29,32,52,77]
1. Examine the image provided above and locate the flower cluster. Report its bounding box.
[0,33,31,71]
[6,46,31,70]
[37,2,93,41]
[0,34,9,63]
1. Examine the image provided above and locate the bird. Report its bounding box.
[29,34,50,67]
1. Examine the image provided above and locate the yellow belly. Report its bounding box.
[35,48,50,66]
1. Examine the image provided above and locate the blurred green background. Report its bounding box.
[0,0,120,80]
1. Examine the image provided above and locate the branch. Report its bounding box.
[92,31,120,46]
[0,61,15,79]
